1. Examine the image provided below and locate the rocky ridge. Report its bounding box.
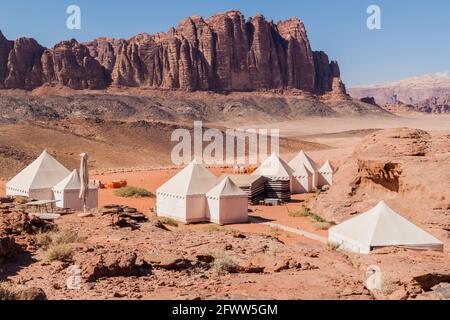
[0,11,344,94]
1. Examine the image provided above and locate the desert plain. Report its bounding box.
[1,104,449,300]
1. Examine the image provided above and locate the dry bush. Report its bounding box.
[379,274,400,295]
[269,227,282,237]
[326,242,341,251]
[158,217,179,227]
[45,243,73,262]
[210,251,238,274]
[313,222,332,230]
[35,230,85,249]
[202,225,227,233]
[288,209,309,218]
[33,232,53,249]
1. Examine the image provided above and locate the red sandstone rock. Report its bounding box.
[0,11,345,93]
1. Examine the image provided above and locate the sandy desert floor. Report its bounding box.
[1,113,449,300]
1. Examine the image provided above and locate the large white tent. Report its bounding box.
[206,177,248,225]
[6,150,71,200]
[318,160,334,187]
[328,201,444,254]
[252,153,294,180]
[289,150,319,192]
[156,160,218,223]
[52,170,98,210]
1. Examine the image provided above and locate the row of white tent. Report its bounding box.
[5,151,98,210]
[157,160,249,225]
[252,151,334,194]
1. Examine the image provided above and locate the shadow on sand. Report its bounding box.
[0,251,37,281]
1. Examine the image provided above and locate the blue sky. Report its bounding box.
[1,0,450,86]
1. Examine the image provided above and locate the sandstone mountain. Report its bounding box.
[0,11,344,94]
[349,73,450,113]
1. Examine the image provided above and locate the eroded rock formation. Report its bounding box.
[0,11,344,94]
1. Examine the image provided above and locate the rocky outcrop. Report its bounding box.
[1,36,44,90]
[41,39,108,89]
[0,11,344,94]
[313,51,340,94]
[0,31,14,88]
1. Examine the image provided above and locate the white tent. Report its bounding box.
[290,163,313,194]
[289,150,319,191]
[156,160,218,223]
[206,177,249,225]
[6,150,71,200]
[252,153,294,181]
[52,170,98,210]
[329,201,444,254]
[318,160,334,187]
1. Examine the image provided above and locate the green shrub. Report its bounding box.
[293,206,328,223]
[114,186,155,198]
[288,209,309,218]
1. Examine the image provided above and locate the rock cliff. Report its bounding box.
[0,11,344,94]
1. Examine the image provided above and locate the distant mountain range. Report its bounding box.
[349,73,450,113]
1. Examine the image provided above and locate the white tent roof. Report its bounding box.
[319,160,334,173]
[52,170,96,191]
[6,150,71,190]
[252,153,294,179]
[157,160,218,196]
[330,201,443,248]
[207,177,248,198]
[293,163,313,177]
[289,150,318,174]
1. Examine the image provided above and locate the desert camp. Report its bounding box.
[0,2,450,301]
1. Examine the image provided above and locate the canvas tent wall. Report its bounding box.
[290,163,313,194]
[206,177,248,225]
[252,153,294,202]
[223,174,267,205]
[52,170,98,210]
[318,161,334,188]
[156,160,218,223]
[328,201,443,254]
[289,151,319,192]
[6,150,71,200]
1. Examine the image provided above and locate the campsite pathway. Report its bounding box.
[249,216,328,244]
